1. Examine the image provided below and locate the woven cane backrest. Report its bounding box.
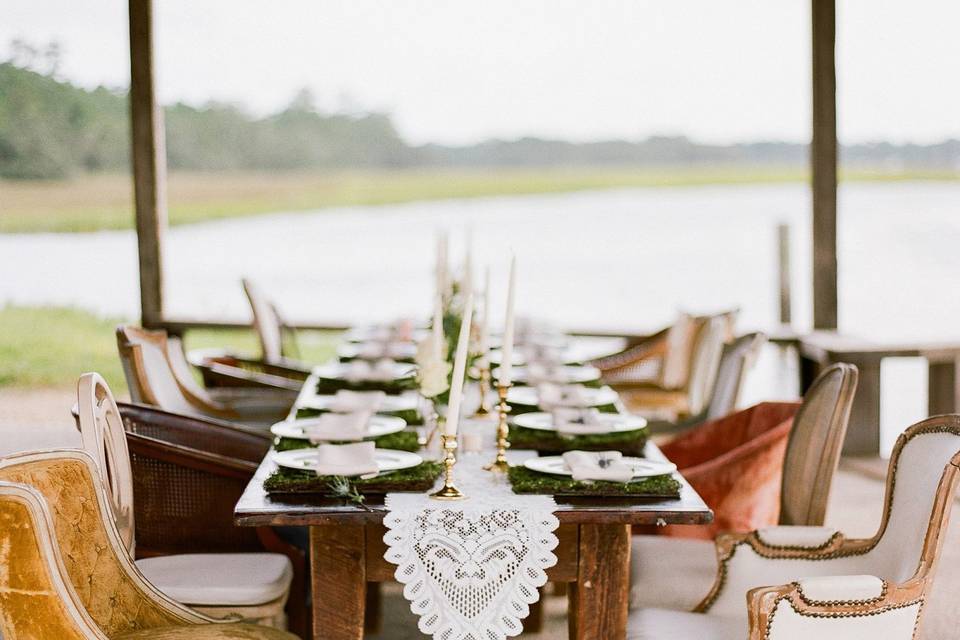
[779,363,858,526]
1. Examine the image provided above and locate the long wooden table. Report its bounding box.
[235,444,711,639]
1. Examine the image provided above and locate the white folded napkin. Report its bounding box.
[329,390,386,413]
[538,383,588,408]
[523,344,562,366]
[552,408,608,435]
[526,363,562,384]
[562,450,634,483]
[358,342,388,360]
[343,359,398,382]
[305,411,373,443]
[312,441,379,477]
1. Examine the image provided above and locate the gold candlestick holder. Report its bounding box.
[484,383,512,472]
[430,432,465,500]
[471,363,494,418]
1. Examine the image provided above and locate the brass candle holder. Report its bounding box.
[430,432,465,500]
[471,363,494,418]
[484,383,512,472]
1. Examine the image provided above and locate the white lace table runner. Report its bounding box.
[384,450,559,640]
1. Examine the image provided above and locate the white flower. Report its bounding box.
[418,356,451,398]
[415,337,437,369]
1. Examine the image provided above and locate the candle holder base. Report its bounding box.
[429,485,466,500]
[430,432,466,501]
[483,458,510,473]
[486,383,513,473]
[471,364,494,419]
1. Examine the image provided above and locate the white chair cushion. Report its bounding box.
[757,525,838,548]
[630,535,717,610]
[627,608,744,640]
[796,574,885,603]
[136,553,293,606]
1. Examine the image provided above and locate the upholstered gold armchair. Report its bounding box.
[626,415,960,640]
[0,450,298,639]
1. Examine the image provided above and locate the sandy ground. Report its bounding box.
[1,387,957,639]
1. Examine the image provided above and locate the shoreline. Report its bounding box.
[3,166,958,234]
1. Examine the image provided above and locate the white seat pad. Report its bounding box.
[136,553,293,606]
[630,535,717,610]
[627,608,744,640]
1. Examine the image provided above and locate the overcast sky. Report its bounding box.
[3,0,959,146]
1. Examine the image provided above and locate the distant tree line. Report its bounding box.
[1,55,958,180]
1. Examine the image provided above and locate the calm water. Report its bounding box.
[2,181,959,451]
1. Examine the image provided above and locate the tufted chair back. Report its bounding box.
[779,362,858,526]
[77,372,136,556]
[704,332,766,421]
[0,451,203,635]
[863,418,960,583]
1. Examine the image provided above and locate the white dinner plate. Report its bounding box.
[524,456,676,479]
[488,349,575,367]
[312,361,416,381]
[496,364,601,385]
[300,393,419,413]
[271,448,423,476]
[345,325,427,344]
[507,385,620,408]
[512,411,647,433]
[337,342,418,361]
[270,414,407,440]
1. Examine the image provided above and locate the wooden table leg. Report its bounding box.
[568,524,631,640]
[310,524,366,640]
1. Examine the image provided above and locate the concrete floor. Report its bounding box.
[1,387,957,639]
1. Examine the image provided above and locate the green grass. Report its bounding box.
[0,305,339,392]
[3,166,958,234]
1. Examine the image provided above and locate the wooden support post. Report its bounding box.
[311,525,366,640]
[129,0,167,327]
[777,223,792,325]
[811,0,838,330]
[569,524,630,640]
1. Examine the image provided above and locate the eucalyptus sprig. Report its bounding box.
[326,476,371,511]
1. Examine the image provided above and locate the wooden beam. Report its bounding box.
[129,0,167,327]
[811,0,838,330]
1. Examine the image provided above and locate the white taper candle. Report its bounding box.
[500,255,516,386]
[445,294,473,436]
[432,294,444,357]
[479,266,491,366]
